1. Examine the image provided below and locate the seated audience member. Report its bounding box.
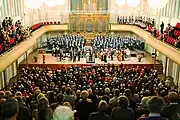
[161,92,180,120]
[15,92,32,120]
[51,93,64,111]
[4,91,12,99]
[32,97,53,120]
[135,97,150,119]
[87,89,97,112]
[138,96,167,120]
[64,87,76,109]
[101,88,111,103]
[0,91,5,111]
[76,90,93,120]
[1,98,19,120]
[89,100,110,120]
[111,96,134,120]
[53,106,74,120]
[109,89,120,108]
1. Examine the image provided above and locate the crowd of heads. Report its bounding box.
[92,35,144,50]
[0,17,31,55]
[0,65,178,120]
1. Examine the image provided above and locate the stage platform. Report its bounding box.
[20,52,162,71]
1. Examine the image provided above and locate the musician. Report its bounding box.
[42,51,46,64]
[110,49,114,60]
[104,53,107,63]
[89,50,93,62]
[73,51,76,62]
[121,49,125,61]
[77,50,81,61]
[59,49,63,61]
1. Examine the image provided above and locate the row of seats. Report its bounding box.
[165,35,176,46]
[174,30,180,37]
[164,22,180,47]
[31,21,61,31]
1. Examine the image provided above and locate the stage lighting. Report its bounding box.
[24,0,44,9]
[148,0,168,9]
[127,0,140,7]
[116,0,126,6]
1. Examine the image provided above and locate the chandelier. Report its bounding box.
[24,0,65,9]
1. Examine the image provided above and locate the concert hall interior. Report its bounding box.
[0,0,180,120]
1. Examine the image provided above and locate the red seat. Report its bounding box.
[8,38,15,45]
[176,23,180,28]
[54,21,57,24]
[50,22,53,24]
[166,37,176,45]
[0,44,3,52]
[47,22,50,24]
[165,27,168,33]
[58,21,60,24]
[156,30,160,37]
[148,26,153,32]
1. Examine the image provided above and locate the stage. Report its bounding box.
[20,52,162,71]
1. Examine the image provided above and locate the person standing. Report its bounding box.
[160,21,164,34]
[42,51,45,64]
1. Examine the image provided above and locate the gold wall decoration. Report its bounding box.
[69,13,109,39]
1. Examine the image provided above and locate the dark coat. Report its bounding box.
[76,99,93,120]
[111,107,134,120]
[89,111,110,120]
[161,104,180,120]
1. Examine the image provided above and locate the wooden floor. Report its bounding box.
[20,51,161,70]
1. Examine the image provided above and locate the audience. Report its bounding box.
[0,17,31,55]
[0,64,178,120]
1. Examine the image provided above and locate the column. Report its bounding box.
[16,60,19,79]
[176,65,180,90]
[164,57,168,80]
[153,50,157,70]
[25,52,28,67]
[3,70,6,90]
[167,58,173,77]
[156,9,161,29]
[12,62,15,77]
[168,0,173,23]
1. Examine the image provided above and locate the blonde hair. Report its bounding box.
[53,106,74,120]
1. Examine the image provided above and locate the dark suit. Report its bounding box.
[89,111,110,120]
[135,107,150,120]
[111,107,134,120]
[77,99,93,120]
[161,104,180,120]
